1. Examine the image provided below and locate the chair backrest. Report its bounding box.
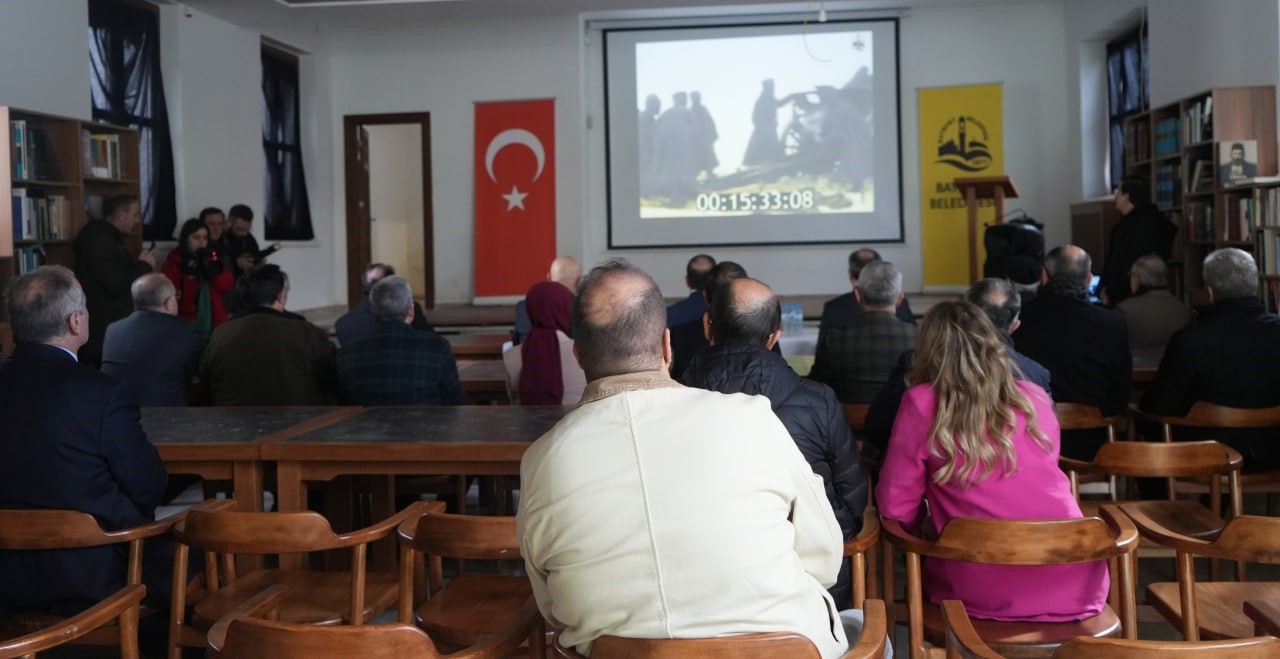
[218,618,442,659]
[1179,402,1280,429]
[178,507,343,555]
[910,514,1137,566]
[589,632,822,658]
[0,509,117,549]
[1078,440,1244,479]
[1191,515,1280,564]
[1054,403,1120,436]
[1054,635,1280,658]
[403,512,520,561]
[843,403,870,433]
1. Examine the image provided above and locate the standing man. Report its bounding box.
[74,195,155,366]
[518,261,847,657]
[223,204,263,278]
[1099,177,1176,306]
[0,266,170,618]
[101,273,205,406]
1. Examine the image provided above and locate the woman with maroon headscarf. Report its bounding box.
[503,280,586,404]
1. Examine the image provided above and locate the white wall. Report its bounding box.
[327,1,1073,301]
[367,124,427,294]
[0,0,88,119]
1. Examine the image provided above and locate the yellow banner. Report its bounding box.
[918,83,1003,287]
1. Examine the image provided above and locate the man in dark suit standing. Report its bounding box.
[335,263,434,347]
[102,273,206,406]
[74,195,156,366]
[0,265,169,618]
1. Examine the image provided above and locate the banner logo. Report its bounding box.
[935,115,992,172]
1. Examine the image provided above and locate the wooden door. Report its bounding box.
[344,123,372,310]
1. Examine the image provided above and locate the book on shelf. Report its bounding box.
[1182,97,1214,144]
[11,189,70,241]
[15,245,45,275]
[82,131,123,179]
[1186,201,1214,244]
[9,121,58,181]
[1154,162,1182,209]
[1154,118,1180,156]
[1259,227,1280,275]
[1224,195,1257,242]
[1126,118,1150,163]
[1187,158,1213,193]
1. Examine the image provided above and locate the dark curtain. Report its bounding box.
[1107,25,1149,190]
[262,50,314,241]
[87,0,178,240]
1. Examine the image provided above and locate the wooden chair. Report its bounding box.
[168,499,439,659]
[1118,508,1280,641]
[553,599,889,659]
[0,585,146,659]
[1243,599,1280,637]
[1054,402,1123,505]
[845,507,881,608]
[1060,440,1243,580]
[0,507,190,658]
[843,403,870,433]
[942,599,1280,658]
[397,510,545,658]
[882,506,1138,659]
[207,585,536,659]
[1129,402,1280,514]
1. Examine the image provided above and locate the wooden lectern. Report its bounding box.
[955,176,1020,284]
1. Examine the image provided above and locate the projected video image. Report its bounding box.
[636,30,875,219]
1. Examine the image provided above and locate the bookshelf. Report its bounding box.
[1123,86,1277,306]
[0,107,141,354]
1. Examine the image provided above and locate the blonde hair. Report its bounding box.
[906,300,1050,485]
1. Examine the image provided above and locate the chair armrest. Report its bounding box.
[206,585,290,654]
[1244,600,1280,637]
[940,600,1001,659]
[841,599,887,659]
[0,585,146,657]
[1118,503,1212,553]
[879,515,933,555]
[844,507,881,555]
[1096,504,1139,552]
[447,595,544,659]
[1127,403,1188,429]
[167,498,240,536]
[1058,456,1094,475]
[333,500,446,548]
[103,498,234,543]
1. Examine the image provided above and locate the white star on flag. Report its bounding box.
[502,185,529,211]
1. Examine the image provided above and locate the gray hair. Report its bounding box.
[369,275,414,322]
[965,278,1021,334]
[131,273,175,311]
[1203,248,1258,300]
[1130,254,1169,289]
[572,260,667,381]
[5,265,86,344]
[856,261,902,306]
[1044,246,1093,284]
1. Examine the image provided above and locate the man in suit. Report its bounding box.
[809,261,918,404]
[1099,177,1176,306]
[102,273,206,406]
[338,275,466,405]
[865,278,1051,454]
[817,248,915,349]
[1014,245,1131,459]
[512,256,580,345]
[201,264,338,406]
[335,263,434,346]
[0,265,170,618]
[665,253,716,328]
[74,195,157,366]
[1141,248,1280,470]
[1115,255,1193,366]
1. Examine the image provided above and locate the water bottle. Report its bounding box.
[782,303,803,335]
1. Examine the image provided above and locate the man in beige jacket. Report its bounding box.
[517,260,847,658]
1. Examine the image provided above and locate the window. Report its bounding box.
[1106,24,1149,190]
[87,0,178,240]
[262,46,314,241]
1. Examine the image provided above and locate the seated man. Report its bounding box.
[818,248,915,348]
[1141,248,1280,470]
[1115,254,1193,366]
[665,253,715,328]
[102,273,205,406]
[683,276,868,606]
[200,264,338,406]
[335,263,434,346]
[866,278,1051,454]
[669,260,747,379]
[512,255,581,346]
[0,266,170,617]
[519,260,848,658]
[809,261,918,404]
[1013,245,1130,460]
[338,275,466,405]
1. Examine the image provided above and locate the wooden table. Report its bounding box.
[142,406,361,513]
[458,359,509,404]
[262,405,572,568]
[444,333,510,360]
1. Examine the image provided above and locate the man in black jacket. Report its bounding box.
[818,248,915,348]
[1099,177,1176,306]
[74,195,156,366]
[1141,248,1280,470]
[683,277,867,606]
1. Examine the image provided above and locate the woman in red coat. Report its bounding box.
[162,218,234,337]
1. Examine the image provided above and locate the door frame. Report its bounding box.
[342,112,435,309]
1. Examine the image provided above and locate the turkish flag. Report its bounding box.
[473,99,556,300]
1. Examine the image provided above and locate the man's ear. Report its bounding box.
[662,328,673,368]
[1009,317,1021,335]
[895,292,904,308]
[702,312,713,345]
[1040,267,1050,286]
[1206,286,1216,305]
[764,328,782,350]
[853,288,864,305]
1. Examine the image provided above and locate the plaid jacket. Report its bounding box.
[808,310,918,404]
[337,321,466,405]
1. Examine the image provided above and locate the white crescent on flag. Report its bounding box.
[485,129,546,182]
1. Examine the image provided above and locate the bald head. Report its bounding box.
[709,277,781,347]
[132,273,177,314]
[965,278,1021,334]
[1044,244,1093,286]
[685,253,716,291]
[572,260,668,381]
[549,256,582,292]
